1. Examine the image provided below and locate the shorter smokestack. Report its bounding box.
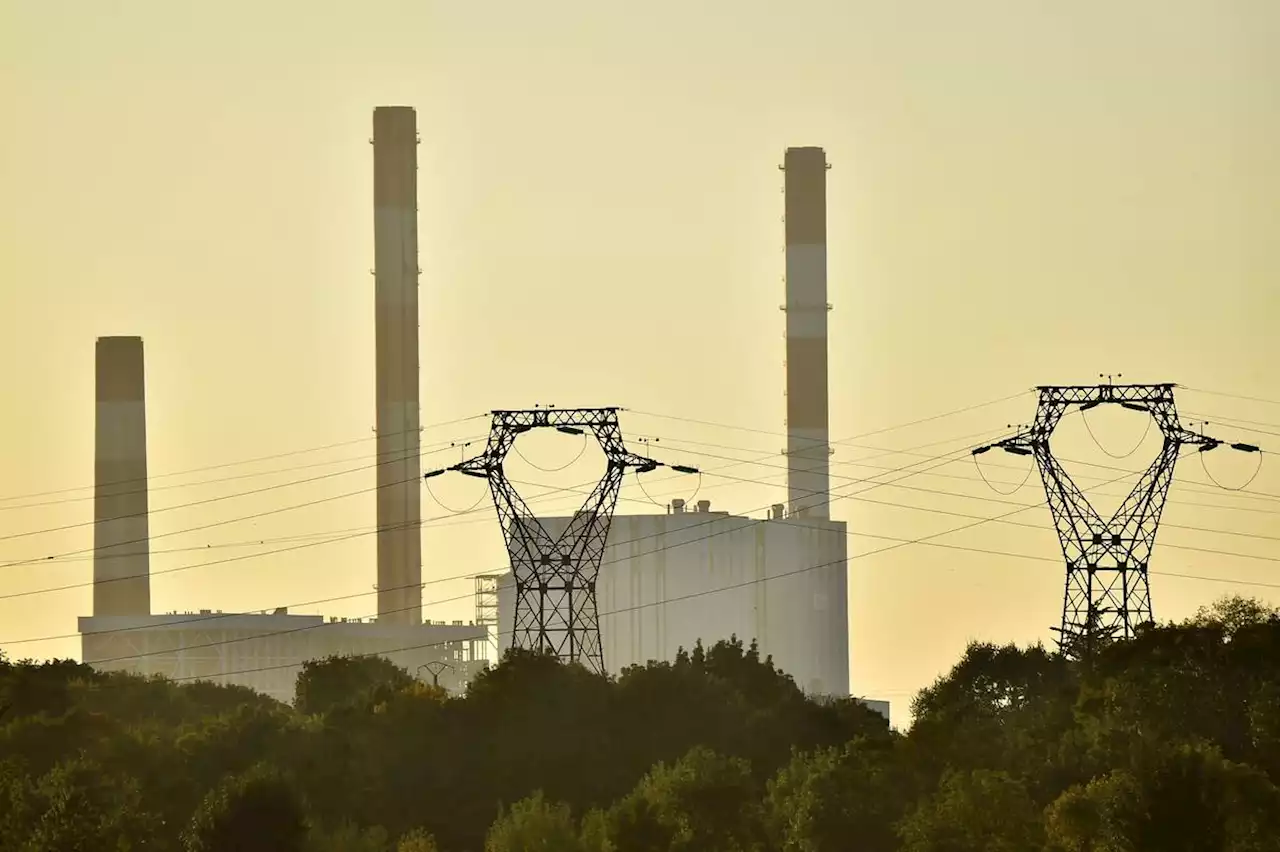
[94,337,151,616]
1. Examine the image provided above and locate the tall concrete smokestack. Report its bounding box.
[782,147,831,519]
[373,106,423,626]
[94,336,151,616]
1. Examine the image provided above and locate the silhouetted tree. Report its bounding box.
[765,736,902,852]
[294,654,415,716]
[183,763,309,852]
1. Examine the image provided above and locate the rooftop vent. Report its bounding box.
[696,499,711,513]
[671,498,686,514]
[770,504,786,520]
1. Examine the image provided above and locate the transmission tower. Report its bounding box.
[973,383,1258,658]
[428,408,696,675]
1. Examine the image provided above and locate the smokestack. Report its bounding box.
[94,336,151,616]
[782,147,831,519]
[373,106,423,626]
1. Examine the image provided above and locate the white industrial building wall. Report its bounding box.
[494,511,849,697]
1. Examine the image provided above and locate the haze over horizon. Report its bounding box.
[3,0,1278,726]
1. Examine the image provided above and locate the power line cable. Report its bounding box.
[0,433,489,514]
[624,390,1029,451]
[630,404,1277,506]
[0,398,1009,563]
[3,427,994,609]
[1080,408,1153,459]
[78,448,1271,684]
[4,438,997,647]
[644,427,1279,512]
[512,434,589,473]
[0,456,422,570]
[1179,387,1280,408]
[971,453,1037,496]
[636,433,1280,541]
[27,452,806,567]
[1183,410,1280,435]
[0,415,488,505]
[1199,451,1265,493]
[10,410,1261,610]
[0,439,487,543]
[18,444,1279,659]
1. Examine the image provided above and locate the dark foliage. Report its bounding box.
[0,596,1277,851]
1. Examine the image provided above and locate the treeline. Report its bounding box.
[1,596,1279,851]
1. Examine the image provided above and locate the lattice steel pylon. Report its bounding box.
[974,383,1255,659]
[427,408,696,675]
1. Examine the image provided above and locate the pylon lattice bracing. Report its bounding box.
[975,384,1246,659]
[431,408,688,675]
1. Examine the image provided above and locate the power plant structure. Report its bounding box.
[491,501,852,697]
[78,107,487,703]
[482,147,863,706]
[49,104,1262,719]
[75,119,881,715]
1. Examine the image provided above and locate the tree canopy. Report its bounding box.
[1,598,1277,851]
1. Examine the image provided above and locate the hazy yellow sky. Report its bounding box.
[2,1,1278,723]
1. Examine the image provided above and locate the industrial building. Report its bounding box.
[76,118,885,717]
[484,147,888,719]
[492,500,850,697]
[79,107,487,701]
[79,611,485,705]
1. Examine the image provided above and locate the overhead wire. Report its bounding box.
[10,396,1275,656]
[4,432,1002,647]
[12,413,1269,597]
[1179,387,1280,408]
[0,415,488,506]
[625,389,1030,447]
[14,440,1280,661]
[0,457,682,596]
[0,435,622,575]
[635,402,1277,506]
[21,478,1280,656]
[512,434,589,473]
[1182,410,1280,437]
[0,435,487,543]
[0,457,427,571]
[13,415,1269,604]
[69,446,1280,685]
[669,454,1280,566]
[3,437,1103,653]
[2,425,996,610]
[637,405,1280,512]
[424,476,491,515]
[1079,409,1153,459]
[9,394,1274,681]
[0,434,481,515]
[1199,451,1265,493]
[971,453,1037,496]
[633,468,702,508]
[5,398,992,566]
[632,432,1280,540]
